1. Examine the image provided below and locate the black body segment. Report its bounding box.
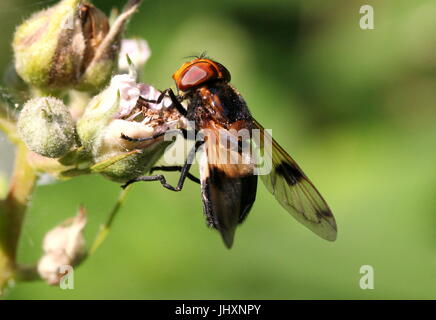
[186,82,253,128]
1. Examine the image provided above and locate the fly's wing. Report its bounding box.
[252,119,337,241]
[198,125,257,248]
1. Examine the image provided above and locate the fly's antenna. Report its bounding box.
[199,51,208,59]
[182,51,210,60]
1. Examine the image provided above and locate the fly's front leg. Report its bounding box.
[140,89,168,104]
[167,88,188,117]
[141,88,188,117]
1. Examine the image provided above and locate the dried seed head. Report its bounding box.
[37,208,87,285]
[17,97,75,158]
[13,0,141,92]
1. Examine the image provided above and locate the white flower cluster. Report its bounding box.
[112,74,172,118]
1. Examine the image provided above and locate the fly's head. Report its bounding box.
[172,58,231,92]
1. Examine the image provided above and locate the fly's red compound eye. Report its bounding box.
[173,59,231,91]
[179,62,217,91]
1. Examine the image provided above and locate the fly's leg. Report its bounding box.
[139,90,167,104]
[120,129,181,143]
[121,175,179,191]
[121,141,203,190]
[120,128,192,143]
[167,89,188,117]
[150,166,200,184]
[142,88,188,117]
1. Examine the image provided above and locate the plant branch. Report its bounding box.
[0,117,19,145]
[0,143,37,293]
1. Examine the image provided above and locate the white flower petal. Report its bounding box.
[118,39,151,71]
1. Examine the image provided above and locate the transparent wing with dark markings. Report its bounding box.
[252,119,337,241]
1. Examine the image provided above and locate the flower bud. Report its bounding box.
[13,0,141,92]
[77,72,185,182]
[17,97,75,158]
[37,208,87,285]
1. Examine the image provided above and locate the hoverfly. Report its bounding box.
[121,57,337,248]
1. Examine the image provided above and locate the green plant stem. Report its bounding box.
[0,143,37,293]
[88,186,131,255]
[15,264,39,282]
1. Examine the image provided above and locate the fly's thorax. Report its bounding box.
[183,85,225,128]
[185,82,253,129]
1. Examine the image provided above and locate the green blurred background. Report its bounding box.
[1,0,436,299]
